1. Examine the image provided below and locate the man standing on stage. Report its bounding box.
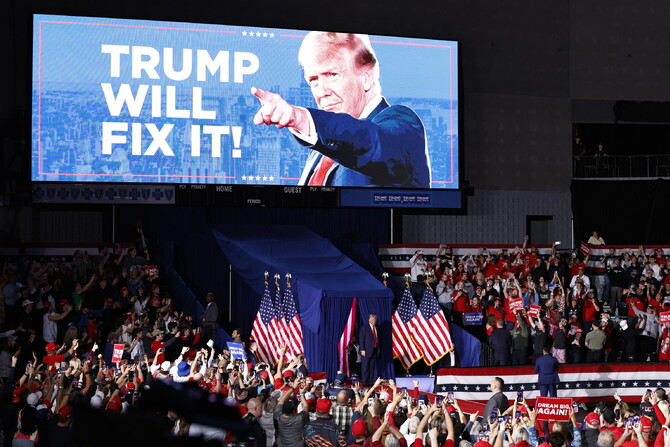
[359,314,380,386]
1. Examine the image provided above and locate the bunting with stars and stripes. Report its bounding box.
[435,364,670,404]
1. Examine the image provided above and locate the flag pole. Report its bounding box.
[403,273,413,377]
[424,276,436,378]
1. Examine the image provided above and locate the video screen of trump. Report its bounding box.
[32,15,459,189]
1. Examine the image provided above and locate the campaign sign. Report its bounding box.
[112,343,125,363]
[32,15,459,188]
[660,312,670,324]
[509,298,524,312]
[535,397,573,422]
[227,342,247,360]
[463,312,483,325]
[528,305,541,319]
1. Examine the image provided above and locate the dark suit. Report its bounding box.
[202,301,219,343]
[488,327,512,366]
[358,322,380,386]
[534,353,560,397]
[297,98,431,187]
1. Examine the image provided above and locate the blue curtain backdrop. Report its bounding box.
[314,296,354,378]
[450,323,481,367]
[211,224,394,379]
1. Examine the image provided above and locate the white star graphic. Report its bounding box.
[587,383,592,388]
[520,385,525,390]
[248,31,254,38]
[531,385,536,390]
[256,176,261,181]
[610,382,615,387]
[262,176,267,181]
[509,385,514,391]
[598,383,603,388]
[658,382,662,387]
[564,383,570,388]
[644,382,650,387]
[270,33,275,38]
[242,176,247,180]
[475,386,481,391]
[453,385,458,390]
[464,386,469,391]
[256,32,261,37]
[247,177,253,182]
[575,383,580,388]
[621,382,627,387]
[242,31,247,36]
[263,32,268,37]
[633,382,638,387]
[269,176,275,181]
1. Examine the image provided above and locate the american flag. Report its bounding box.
[415,285,454,365]
[392,287,422,369]
[283,281,304,358]
[251,282,280,365]
[304,431,337,447]
[338,297,357,375]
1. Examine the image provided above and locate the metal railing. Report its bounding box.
[573,154,670,179]
[480,343,493,367]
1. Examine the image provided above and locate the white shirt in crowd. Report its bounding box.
[409,254,427,282]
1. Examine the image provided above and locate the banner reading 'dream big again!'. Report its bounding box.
[32,15,459,188]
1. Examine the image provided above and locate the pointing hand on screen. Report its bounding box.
[251,87,311,135]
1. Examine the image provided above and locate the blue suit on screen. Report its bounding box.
[297,98,431,187]
[534,353,560,397]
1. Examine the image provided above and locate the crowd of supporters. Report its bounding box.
[1,233,670,446]
[410,241,670,365]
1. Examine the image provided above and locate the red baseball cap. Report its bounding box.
[352,419,367,437]
[45,342,60,352]
[121,383,136,395]
[106,395,122,412]
[282,370,296,378]
[12,386,25,403]
[58,405,72,419]
[585,412,600,426]
[316,398,332,415]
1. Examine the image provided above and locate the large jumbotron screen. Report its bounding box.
[32,14,459,191]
